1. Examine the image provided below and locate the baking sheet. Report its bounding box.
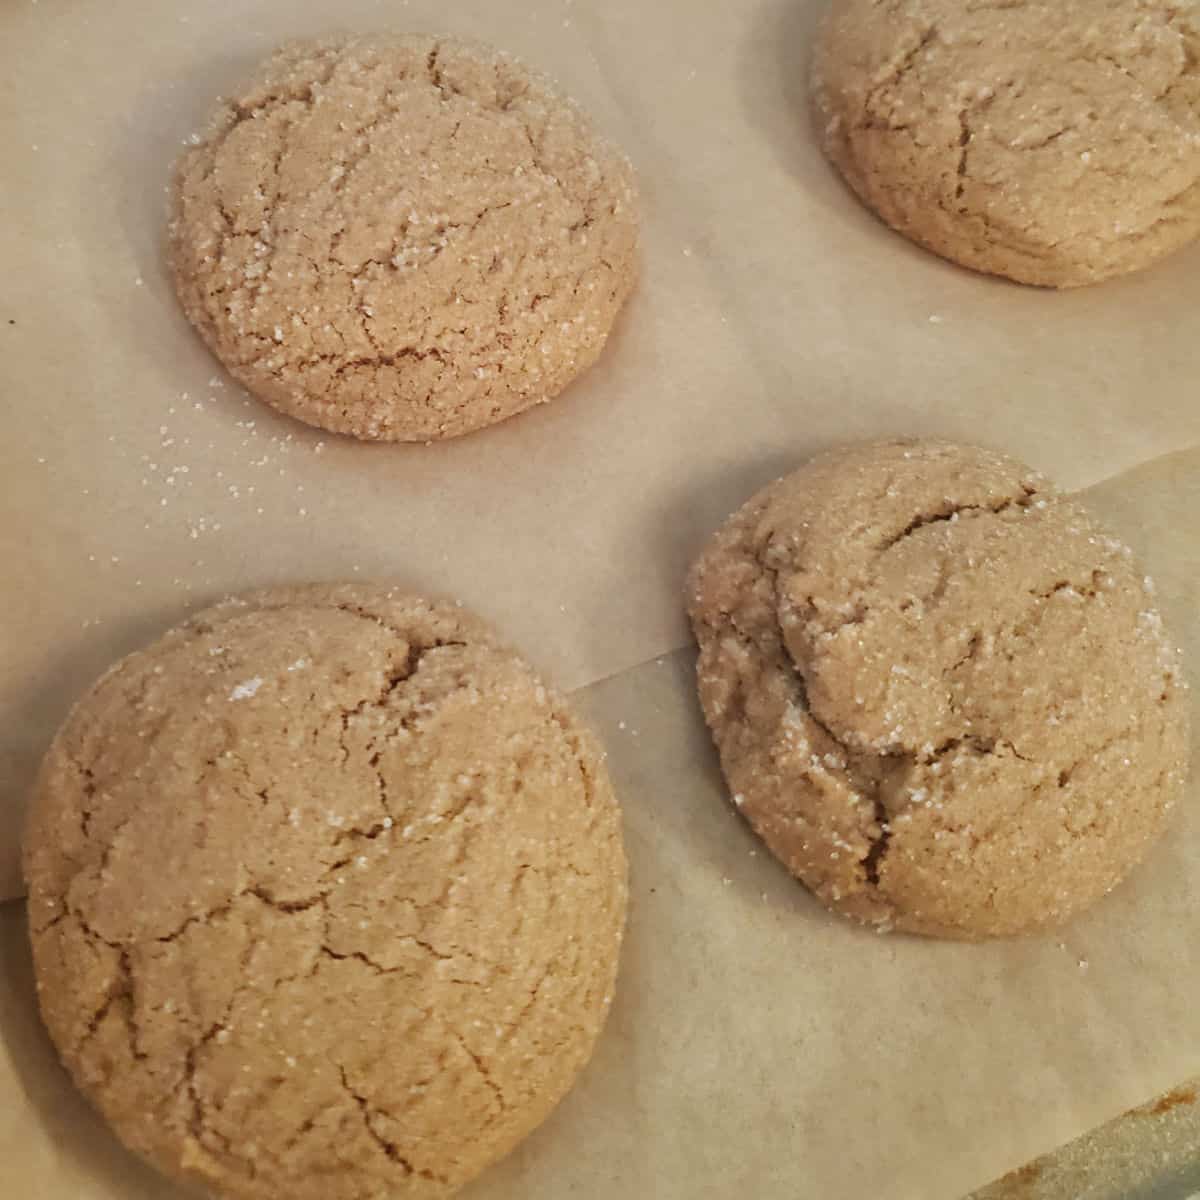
[5,0,1200,898]
[2,447,1199,1198]
[971,1078,1200,1200]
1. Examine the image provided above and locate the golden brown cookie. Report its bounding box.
[688,441,1190,938]
[24,584,627,1199]
[169,35,639,440]
[812,0,1200,287]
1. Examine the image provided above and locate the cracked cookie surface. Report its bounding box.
[812,0,1200,287]
[23,583,627,1198]
[688,441,1189,937]
[169,34,639,440]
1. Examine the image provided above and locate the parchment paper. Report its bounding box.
[5,0,1200,898]
[1,447,1199,1198]
[3,0,1200,1195]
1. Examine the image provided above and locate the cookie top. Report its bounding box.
[688,441,1190,938]
[169,35,639,440]
[24,584,627,1199]
[812,0,1200,287]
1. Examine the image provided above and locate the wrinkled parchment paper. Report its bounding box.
[2,0,1199,1195]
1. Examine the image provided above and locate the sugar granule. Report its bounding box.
[229,677,264,701]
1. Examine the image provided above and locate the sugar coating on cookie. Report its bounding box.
[812,0,1200,287]
[688,441,1189,938]
[23,584,627,1199]
[169,35,639,440]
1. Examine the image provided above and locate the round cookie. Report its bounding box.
[169,35,639,440]
[811,0,1200,287]
[688,441,1189,938]
[23,584,627,1199]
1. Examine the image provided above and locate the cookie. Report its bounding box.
[169,35,639,440]
[812,0,1200,287]
[23,584,627,1199]
[688,441,1189,938]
